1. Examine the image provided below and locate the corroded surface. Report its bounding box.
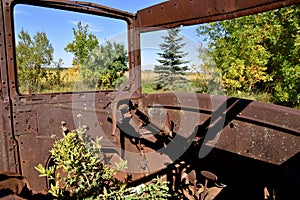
[0,0,299,199]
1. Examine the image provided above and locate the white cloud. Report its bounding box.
[14,8,28,15]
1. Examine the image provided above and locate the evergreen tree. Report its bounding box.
[154,28,189,91]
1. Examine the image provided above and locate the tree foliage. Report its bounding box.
[65,22,128,90]
[81,41,128,90]
[197,5,300,107]
[16,29,54,93]
[64,22,99,66]
[154,28,190,91]
[194,43,224,94]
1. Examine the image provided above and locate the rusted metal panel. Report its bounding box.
[17,133,54,191]
[0,0,4,100]
[13,110,37,136]
[11,91,120,191]
[0,0,10,101]
[236,101,300,136]
[0,108,11,172]
[216,119,300,164]
[138,93,300,165]
[0,0,19,174]
[128,21,142,94]
[3,0,18,99]
[136,0,300,31]
[0,100,18,172]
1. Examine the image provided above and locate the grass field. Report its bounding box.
[140,70,277,106]
[18,68,278,107]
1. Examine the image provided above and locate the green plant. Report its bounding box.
[16,29,54,93]
[80,41,128,90]
[196,5,300,107]
[36,127,171,199]
[154,28,190,91]
[132,177,171,200]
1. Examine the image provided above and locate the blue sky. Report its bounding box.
[14,0,202,70]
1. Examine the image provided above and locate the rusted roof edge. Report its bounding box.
[136,0,300,31]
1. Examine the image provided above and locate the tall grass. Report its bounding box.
[18,69,297,109]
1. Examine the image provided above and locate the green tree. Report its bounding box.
[64,22,99,66]
[196,5,300,107]
[16,29,54,93]
[267,6,300,106]
[154,28,189,91]
[196,14,272,94]
[80,41,128,90]
[66,22,127,90]
[193,43,224,94]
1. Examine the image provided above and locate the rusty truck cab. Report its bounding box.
[0,0,300,199]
